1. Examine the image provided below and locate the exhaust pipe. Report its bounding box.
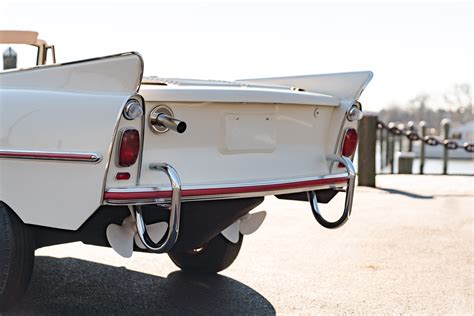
[149,105,187,134]
[155,113,187,134]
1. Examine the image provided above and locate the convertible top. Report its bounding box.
[0,30,47,47]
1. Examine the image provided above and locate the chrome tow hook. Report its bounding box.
[308,155,356,229]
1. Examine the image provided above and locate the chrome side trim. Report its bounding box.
[133,51,145,93]
[100,97,130,204]
[136,94,146,185]
[134,163,181,253]
[330,106,350,172]
[0,149,102,163]
[308,155,356,229]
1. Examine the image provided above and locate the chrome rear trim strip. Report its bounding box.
[103,174,348,205]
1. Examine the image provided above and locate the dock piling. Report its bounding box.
[441,119,451,175]
[419,121,426,174]
[407,121,415,152]
[358,114,377,187]
[387,122,396,174]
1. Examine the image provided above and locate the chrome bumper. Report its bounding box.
[110,155,356,252]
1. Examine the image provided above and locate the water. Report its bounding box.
[369,142,474,175]
[379,157,474,175]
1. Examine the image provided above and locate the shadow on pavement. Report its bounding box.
[8,256,275,316]
[376,187,433,199]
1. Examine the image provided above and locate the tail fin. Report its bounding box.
[0,52,144,95]
[239,71,373,103]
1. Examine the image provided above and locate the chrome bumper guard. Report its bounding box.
[308,154,356,229]
[133,155,354,252]
[134,163,181,253]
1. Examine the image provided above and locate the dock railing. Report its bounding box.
[357,114,474,187]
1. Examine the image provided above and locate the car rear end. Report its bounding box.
[102,73,371,252]
[104,80,361,202]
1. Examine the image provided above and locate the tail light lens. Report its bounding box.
[116,172,131,180]
[341,128,358,158]
[119,129,140,167]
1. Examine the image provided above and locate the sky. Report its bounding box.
[0,0,472,111]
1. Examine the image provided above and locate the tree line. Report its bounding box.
[378,83,472,130]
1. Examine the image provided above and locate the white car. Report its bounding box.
[0,31,372,310]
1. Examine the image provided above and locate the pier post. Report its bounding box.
[358,113,377,187]
[384,128,390,169]
[407,121,415,152]
[397,152,415,174]
[419,121,426,174]
[397,123,405,153]
[441,119,451,175]
[379,127,384,171]
[387,122,395,174]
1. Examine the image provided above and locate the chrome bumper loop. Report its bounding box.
[308,155,356,229]
[134,163,181,253]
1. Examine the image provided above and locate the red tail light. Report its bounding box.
[116,172,131,180]
[119,129,140,167]
[341,128,358,158]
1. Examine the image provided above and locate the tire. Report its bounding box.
[168,233,243,274]
[0,203,35,312]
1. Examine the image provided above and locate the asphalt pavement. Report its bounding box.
[7,175,473,315]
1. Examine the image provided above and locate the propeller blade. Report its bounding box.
[134,222,168,249]
[221,220,240,244]
[239,211,267,235]
[106,216,136,258]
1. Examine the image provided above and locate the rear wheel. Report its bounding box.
[168,233,243,274]
[0,203,35,311]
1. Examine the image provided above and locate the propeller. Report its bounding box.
[134,222,168,249]
[221,211,267,244]
[106,215,168,258]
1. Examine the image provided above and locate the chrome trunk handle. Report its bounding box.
[308,155,356,229]
[134,163,181,253]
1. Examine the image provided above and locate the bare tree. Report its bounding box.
[408,94,430,122]
[443,84,472,123]
[378,84,473,128]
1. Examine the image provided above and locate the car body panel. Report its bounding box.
[0,53,143,230]
[1,49,371,231]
